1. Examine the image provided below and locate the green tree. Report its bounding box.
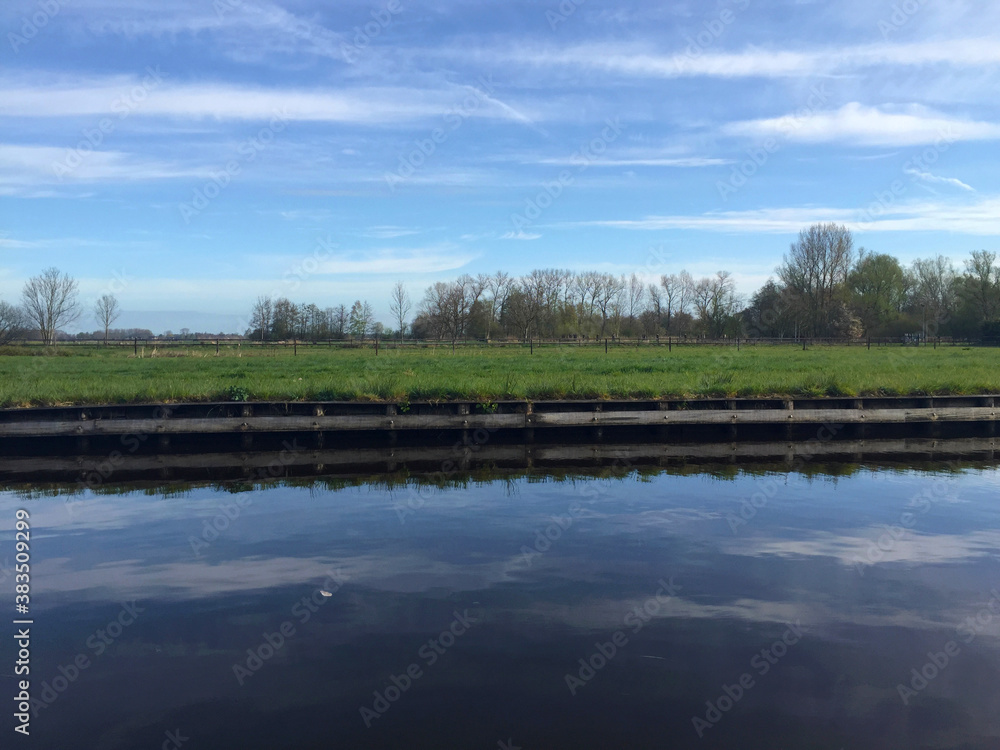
[848,251,908,335]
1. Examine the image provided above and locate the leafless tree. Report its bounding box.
[910,255,957,324]
[572,271,600,336]
[777,223,854,336]
[21,267,81,345]
[692,271,741,338]
[420,277,478,343]
[481,271,512,340]
[660,271,695,332]
[0,301,25,345]
[92,294,120,345]
[332,304,348,339]
[592,273,625,338]
[625,273,646,333]
[389,281,411,341]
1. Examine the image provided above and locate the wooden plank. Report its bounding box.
[531,406,999,427]
[0,412,525,437]
[0,406,997,438]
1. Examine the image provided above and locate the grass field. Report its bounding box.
[0,343,998,407]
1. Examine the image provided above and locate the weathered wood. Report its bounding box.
[0,412,523,437]
[1,405,997,438]
[532,406,998,427]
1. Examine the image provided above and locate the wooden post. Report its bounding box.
[668,336,671,353]
[530,338,533,355]
[294,339,297,356]
[867,336,871,350]
[375,336,379,356]
[604,338,608,354]
[802,338,807,351]
[736,337,740,352]
[216,339,219,355]
[133,338,137,356]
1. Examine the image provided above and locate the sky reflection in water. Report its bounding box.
[2,466,1000,749]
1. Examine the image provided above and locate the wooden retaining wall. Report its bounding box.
[1,396,997,439]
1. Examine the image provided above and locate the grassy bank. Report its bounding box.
[0,343,998,407]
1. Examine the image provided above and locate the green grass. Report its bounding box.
[0,343,998,407]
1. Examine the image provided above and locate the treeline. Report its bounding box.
[72,328,156,341]
[4,225,996,346]
[248,224,1000,343]
[247,298,380,341]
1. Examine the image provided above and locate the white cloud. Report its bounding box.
[903,168,975,192]
[0,77,539,126]
[722,103,1000,146]
[500,230,542,240]
[534,156,731,168]
[491,37,1000,79]
[570,194,1000,235]
[0,143,200,191]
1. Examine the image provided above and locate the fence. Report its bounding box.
[5,335,980,355]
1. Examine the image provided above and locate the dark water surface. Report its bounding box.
[3,464,1000,749]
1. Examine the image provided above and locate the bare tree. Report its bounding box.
[692,271,741,338]
[332,304,348,339]
[93,294,121,344]
[389,281,411,341]
[593,273,625,338]
[482,271,512,340]
[911,255,957,326]
[625,273,645,335]
[0,301,26,345]
[777,223,854,336]
[21,267,81,345]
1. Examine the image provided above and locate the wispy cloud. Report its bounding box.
[570,195,1000,235]
[533,156,731,167]
[903,168,975,192]
[500,230,542,240]
[722,103,1000,146]
[84,0,349,61]
[0,143,200,191]
[0,77,540,126]
[483,37,1000,80]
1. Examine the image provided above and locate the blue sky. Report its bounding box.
[1,0,999,333]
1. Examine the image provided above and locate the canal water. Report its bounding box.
[3,463,1000,748]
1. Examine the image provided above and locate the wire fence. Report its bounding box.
[5,334,986,355]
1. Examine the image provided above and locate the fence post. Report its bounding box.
[530,338,533,355]
[375,337,379,356]
[604,338,608,354]
[867,336,870,350]
[668,336,671,353]
[133,338,137,356]
[216,339,219,355]
[294,338,297,356]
